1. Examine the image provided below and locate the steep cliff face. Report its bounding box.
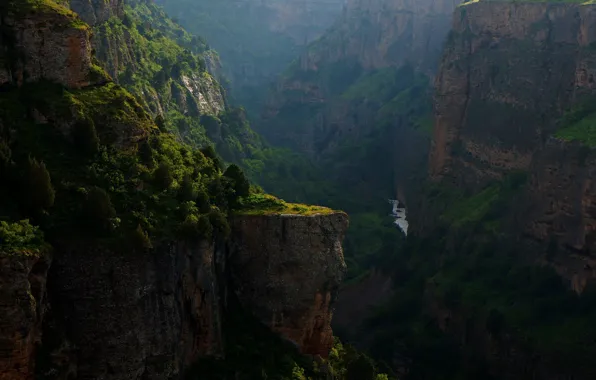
[155,0,345,112]
[69,0,123,25]
[87,1,226,117]
[261,0,457,156]
[0,251,50,380]
[229,213,348,358]
[0,2,349,379]
[519,139,596,292]
[37,242,222,380]
[430,2,596,187]
[0,2,100,89]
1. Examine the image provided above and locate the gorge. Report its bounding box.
[3,0,596,379]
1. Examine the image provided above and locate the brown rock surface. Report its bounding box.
[0,2,96,88]
[430,2,596,187]
[0,251,50,380]
[228,213,348,357]
[69,0,123,25]
[38,242,222,380]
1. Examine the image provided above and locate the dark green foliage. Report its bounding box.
[178,174,196,201]
[196,190,211,213]
[138,140,155,168]
[0,139,11,170]
[209,209,230,238]
[223,164,250,198]
[486,309,505,337]
[21,157,55,214]
[72,119,100,156]
[153,162,174,190]
[131,224,152,250]
[178,213,212,241]
[82,187,116,233]
[200,114,220,139]
[200,145,222,171]
[155,115,167,132]
[346,354,376,380]
[0,219,45,254]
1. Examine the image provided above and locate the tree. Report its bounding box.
[200,145,222,171]
[209,210,230,238]
[139,140,155,168]
[196,190,211,213]
[131,224,152,250]
[22,157,55,214]
[82,187,116,233]
[153,163,174,190]
[223,164,250,198]
[73,119,100,156]
[154,115,167,132]
[347,354,376,380]
[178,175,196,201]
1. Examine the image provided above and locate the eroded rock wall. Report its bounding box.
[37,242,222,380]
[430,2,596,187]
[228,213,348,358]
[0,4,96,89]
[0,252,50,380]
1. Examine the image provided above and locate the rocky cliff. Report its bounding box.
[430,1,596,187]
[261,0,458,156]
[69,0,123,25]
[429,0,596,286]
[0,251,50,380]
[0,1,101,89]
[154,0,346,112]
[229,213,348,358]
[0,1,349,379]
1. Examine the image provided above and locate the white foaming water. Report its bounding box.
[389,199,408,236]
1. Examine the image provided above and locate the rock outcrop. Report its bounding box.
[229,213,348,357]
[89,2,226,118]
[0,2,97,89]
[0,251,50,380]
[37,242,222,380]
[430,1,596,187]
[69,0,123,25]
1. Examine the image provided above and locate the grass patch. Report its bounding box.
[236,193,339,216]
[555,112,596,147]
[441,185,501,227]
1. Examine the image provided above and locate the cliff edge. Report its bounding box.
[229,212,348,358]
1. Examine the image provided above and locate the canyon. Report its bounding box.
[3,0,596,379]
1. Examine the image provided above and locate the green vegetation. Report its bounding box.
[185,298,395,380]
[2,0,88,30]
[94,3,264,164]
[0,78,240,250]
[0,220,46,255]
[237,193,338,216]
[556,113,596,146]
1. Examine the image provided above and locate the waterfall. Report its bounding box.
[389,199,408,236]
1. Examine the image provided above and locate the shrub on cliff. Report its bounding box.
[0,219,45,254]
[178,174,196,201]
[73,119,100,156]
[153,162,174,190]
[21,157,55,214]
[209,209,230,238]
[223,164,250,199]
[82,187,117,233]
[178,214,212,241]
[131,224,153,250]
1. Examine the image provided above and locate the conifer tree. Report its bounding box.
[23,157,55,213]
